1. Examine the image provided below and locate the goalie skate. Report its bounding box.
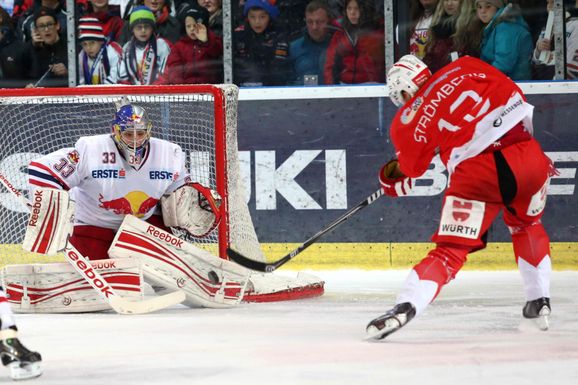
[0,332,42,380]
[522,297,551,331]
[366,302,416,340]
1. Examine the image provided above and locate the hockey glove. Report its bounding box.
[161,183,222,237]
[379,159,413,198]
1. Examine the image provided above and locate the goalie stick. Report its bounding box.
[0,173,186,314]
[227,188,384,272]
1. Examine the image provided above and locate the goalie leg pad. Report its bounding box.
[109,215,248,308]
[0,259,143,313]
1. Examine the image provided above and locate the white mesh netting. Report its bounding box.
[0,85,265,267]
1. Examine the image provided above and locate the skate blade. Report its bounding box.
[365,318,401,341]
[7,361,42,380]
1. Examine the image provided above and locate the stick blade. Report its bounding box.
[227,248,273,272]
[109,290,186,315]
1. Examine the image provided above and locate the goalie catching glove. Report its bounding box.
[23,188,75,255]
[379,159,413,197]
[161,183,222,237]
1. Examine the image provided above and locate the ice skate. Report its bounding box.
[366,302,416,340]
[523,297,551,331]
[1,332,42,381]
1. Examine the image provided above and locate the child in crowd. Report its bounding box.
[477,0,533,80]
[324,0,385,84]
[107,6,171,85]
[166,4,223,84]
[232,0,291,86]
[77,17,122,85]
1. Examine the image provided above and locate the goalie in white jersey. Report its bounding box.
[27,102,221,260]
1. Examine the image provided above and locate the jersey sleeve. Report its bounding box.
[28,139,87,193]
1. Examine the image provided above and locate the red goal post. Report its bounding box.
[0,84,265,266]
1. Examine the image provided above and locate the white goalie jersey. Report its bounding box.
[28,134,191,230]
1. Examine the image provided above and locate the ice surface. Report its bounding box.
[4,270,578,385]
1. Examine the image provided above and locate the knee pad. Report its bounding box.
[509,222,551,267]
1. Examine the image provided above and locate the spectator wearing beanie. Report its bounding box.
[77,16,122,85]
[118,0,180,45]
[477,0,533,80]
[232,0,291,86]
[26,6,68,87]
[107,6,171,84]
[166,4,223,84]
[79,0,125,43]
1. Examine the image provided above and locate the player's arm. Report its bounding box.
[25,146,84,255]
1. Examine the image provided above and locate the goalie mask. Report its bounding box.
[387,55,432,107]
[112,104,152,169]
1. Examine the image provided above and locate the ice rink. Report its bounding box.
[5,270,578,385]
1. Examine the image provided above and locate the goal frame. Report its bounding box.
[0,85,236,260]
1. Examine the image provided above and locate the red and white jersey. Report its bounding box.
[390,56,534,178]
[28,135,190,230]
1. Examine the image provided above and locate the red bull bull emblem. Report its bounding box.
[67,150,80,164]
[99,191,159,217]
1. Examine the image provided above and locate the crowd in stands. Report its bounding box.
[0,0,578,88]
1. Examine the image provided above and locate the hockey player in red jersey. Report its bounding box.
[366,55,556,340]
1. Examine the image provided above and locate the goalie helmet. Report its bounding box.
[112,104,152,169]
[387,55,432,107]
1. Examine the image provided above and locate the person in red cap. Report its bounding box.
[77,16,122,85]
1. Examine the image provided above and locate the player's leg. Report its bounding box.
[0,289,42,380]
[367,152,503,340]
[500,139,554,329]
[69,225,116,260]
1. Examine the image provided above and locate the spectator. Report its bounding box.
[80,0,125,43]
[424,0,475,73]
[16,0,66,43]
[26,6,68,87]
[166,4,223,84]
[532,0,578,79]
[289,0,336,85]
[407,0,439,59]
[1,6,32,88]
[119,0,180,45]
[232,0,291,86]
[77,16,122,85]
[323,0,385,84]
[197,0,223,36]
[108,6,171,84]
[477,0,533,80]
[453,0,484,58]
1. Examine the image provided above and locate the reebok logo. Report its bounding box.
[66,249,114,297]
[28,190,44,227]
[146,226,184,248]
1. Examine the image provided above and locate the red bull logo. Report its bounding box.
[99,191,159,218]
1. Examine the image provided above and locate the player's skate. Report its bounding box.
[0,330,42,380]
[366,302,416,340]
[523,297,551,331]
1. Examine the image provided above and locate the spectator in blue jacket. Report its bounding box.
[289,0,336,85]
[477,0,533,80]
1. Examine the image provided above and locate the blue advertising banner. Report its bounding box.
[237,94,578,244]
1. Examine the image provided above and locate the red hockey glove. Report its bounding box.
[379,159,413,197]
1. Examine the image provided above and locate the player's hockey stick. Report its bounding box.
[228,188,384,272]
[0,173,186,314]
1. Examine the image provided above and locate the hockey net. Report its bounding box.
[0,84,265,268]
